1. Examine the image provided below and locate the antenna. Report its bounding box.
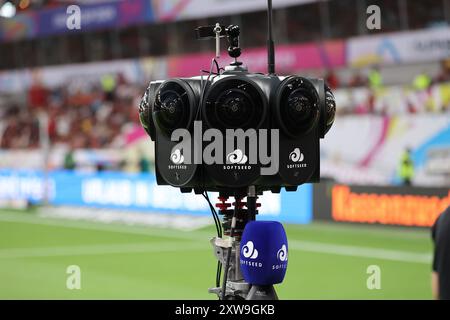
[267,0,275,75]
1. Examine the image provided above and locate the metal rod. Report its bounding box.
[267,0,275,75]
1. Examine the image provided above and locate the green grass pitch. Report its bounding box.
[0,209,433,299]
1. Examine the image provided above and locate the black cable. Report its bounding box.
[202,60,221,76]
[221,196,238,300]
[203,193,221,237]
[213,58,220,74]
[194,56,222,133]
[216,261,222,287]
[198,57,224,239]
[201,70,220,75]
[201,188,224,289]
[205,190,222,235]
[202,192,224,288]
[197,56,224,291]
[218,260,222,283]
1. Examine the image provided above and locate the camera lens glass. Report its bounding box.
[277,77,319,137]
[139,84,154,140]
[216,88,254,128]
[324,85,336,135]
[204,78,267,130]
[159,90,183,125]
[153,80,193,136]
[286,88,313,123]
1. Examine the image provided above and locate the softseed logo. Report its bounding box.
[168,148,187,170]
[287,147,307,169]
[241,241,258,259]
[223,148,251,171]
[277,244,288,262]
[273,244,288,270]
[170,148,184,164]
[289,148,304,162]
[227,149,248,164]
[240,241,262,268]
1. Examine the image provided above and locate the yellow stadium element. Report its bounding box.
[413,73,431,91]
[101,74,116,93]
[368,69,383,89]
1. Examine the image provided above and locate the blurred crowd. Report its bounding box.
[325,60,450,90]
[0,73,143,149]
[1,61,450,150]
[327,61,450,115]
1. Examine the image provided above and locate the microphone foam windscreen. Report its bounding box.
[240,221,288,285]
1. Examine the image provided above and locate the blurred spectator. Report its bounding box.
[398,147,415,185]
[28,81,49,109]
[368,66,383,90]
[96,162,106,172]
[325,70,339,89]
[101,74,117,102]
[413,71,432,91]
[139,153,150,173]
[348,70,366,87]
[434,60,450,84]
[0,106,40,148]
[63,149,76,170]
[0,71,142,150]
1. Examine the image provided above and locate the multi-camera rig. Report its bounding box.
[138,0,335,300]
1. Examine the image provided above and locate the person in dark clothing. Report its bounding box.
[431,206,450,300]
[63,149,76,170]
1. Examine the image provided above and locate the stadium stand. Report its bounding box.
[1,0,449,184]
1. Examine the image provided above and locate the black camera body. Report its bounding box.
[140,78,203,189]
[139,67,335,195]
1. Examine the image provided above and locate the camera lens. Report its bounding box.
[204,78,267,130]
[216,88,254,128]
[276,77,319,137]
[158,90,183,125]
[324,85,336,135]
[139,85,154,139]
[153,80,195,137]
[286,88,313,123]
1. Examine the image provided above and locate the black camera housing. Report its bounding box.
[139,68,335,194]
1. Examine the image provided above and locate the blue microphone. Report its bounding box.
[240,221,288,286]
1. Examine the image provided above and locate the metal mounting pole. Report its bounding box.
[208,186,279,300]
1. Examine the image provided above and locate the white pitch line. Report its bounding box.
[0,213,432,264]
[0,242,207,259]
[0,213,207,241]
[289,222,430,240]
[289,240,432,264]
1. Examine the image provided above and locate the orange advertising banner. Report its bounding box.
[332,185,450,227]
[313,183,450,227]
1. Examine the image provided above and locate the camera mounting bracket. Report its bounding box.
[195,24,243,66]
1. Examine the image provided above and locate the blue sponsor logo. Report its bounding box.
[0,169,312,224]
